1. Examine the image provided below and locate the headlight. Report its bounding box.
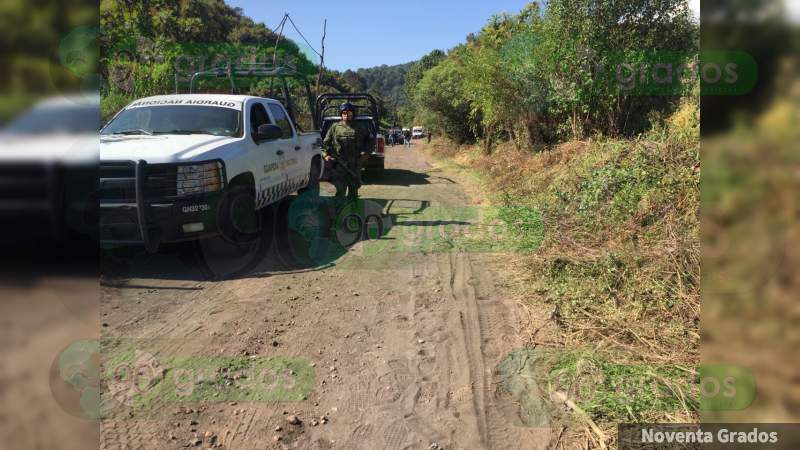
[177,161,224,196]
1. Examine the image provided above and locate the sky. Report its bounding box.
[227,0,533,70]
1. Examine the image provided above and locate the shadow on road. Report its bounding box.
[101,194,419,283]
[102,163,470,283]
[362,169,431,186]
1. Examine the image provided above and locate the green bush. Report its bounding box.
[407,0,698,149]
[548,350,697,422]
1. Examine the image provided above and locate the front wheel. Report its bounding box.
[218,185,261,244]
[366,158,384,173]
[196,185,270,279]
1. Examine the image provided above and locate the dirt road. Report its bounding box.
[100,144,553,449]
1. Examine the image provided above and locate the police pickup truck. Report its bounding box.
[99,94,323,252]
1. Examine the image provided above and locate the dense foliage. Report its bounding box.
[0,0,97,122]
[406,0,698,151]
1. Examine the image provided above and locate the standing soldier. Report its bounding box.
[427,130,432,144]
[322,102,369,206]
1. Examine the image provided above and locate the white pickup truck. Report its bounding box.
[99,94,323,252]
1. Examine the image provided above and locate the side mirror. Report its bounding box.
[253,124,283,142]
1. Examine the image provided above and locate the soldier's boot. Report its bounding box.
[331,196,346,215]
[346,185,359,204]
[321,180,344,220]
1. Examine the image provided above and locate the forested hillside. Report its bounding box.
[356,62,413,109]
[313,63,415,125]
[99,0,404,128]
[0,0,97,122]
[98,0,446,128]
[101,0,310,126]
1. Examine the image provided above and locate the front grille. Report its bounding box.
[145,164,177,199]
[99,161,135,203]
[99,161,177,202]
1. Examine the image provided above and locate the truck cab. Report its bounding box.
[99,94,322,252]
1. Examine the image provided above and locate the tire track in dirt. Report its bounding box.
[450,252,491,447]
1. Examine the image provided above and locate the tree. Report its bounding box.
[404,49,446,106]
[414,57,477,144]
[404,0,698,148]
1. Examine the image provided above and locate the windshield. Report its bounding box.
[101,105,242,137]
[4,103,100,134]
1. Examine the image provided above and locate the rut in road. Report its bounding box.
[99,145,554,449]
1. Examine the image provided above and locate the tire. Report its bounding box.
[218,184,260,244]
[197,185,270,279]
[368,157,385,172]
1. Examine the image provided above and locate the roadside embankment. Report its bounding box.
[421,100,700,433]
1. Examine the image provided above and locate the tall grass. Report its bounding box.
[425,99,700,434]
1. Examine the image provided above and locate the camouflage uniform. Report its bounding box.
[322,120,369,202]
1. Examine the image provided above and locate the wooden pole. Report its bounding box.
[315,19,327,99]
[269,15,287,96]
[272,14,287,68]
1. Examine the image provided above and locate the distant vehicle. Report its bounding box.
[388,129,405,146]
[316,93,385,172]
[412,126,425,139]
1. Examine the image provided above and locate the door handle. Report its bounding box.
[294,145,301,151]
[276,150,284,156]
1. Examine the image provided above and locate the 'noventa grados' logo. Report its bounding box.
[606,51,757,96]
[286,195,392,267]
[106,38,320,94]
[498,35,757,98]
[57,26,100,100]
[50,339,316,419]
[49,340,106,419]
